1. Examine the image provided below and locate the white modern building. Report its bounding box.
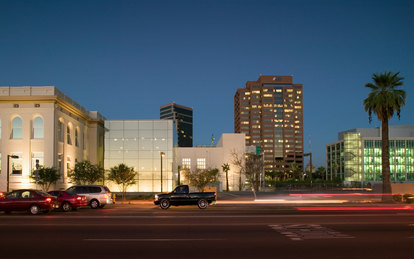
[0,86,105,191]
[326,125,414,184]
[104,120,175,192]
[176,133,246,191]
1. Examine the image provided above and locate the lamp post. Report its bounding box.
[7,155,19,192]
[160,152,165,192]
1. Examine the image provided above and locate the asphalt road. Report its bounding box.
[0,203,413,259]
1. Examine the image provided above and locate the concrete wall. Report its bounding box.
[177,133,245,191]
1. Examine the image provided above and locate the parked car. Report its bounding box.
[154,185,217,210]
[0,189,59,215]
[48,190,88,212]
[66,185,113,209]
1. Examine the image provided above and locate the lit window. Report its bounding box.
[182,158,191,169]
[197,158,206,169]
[11,153,23,175]
[33,116,44,139]
[32,152,44,171]
[11,117,23,139]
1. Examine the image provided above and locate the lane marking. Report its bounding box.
[270,224,355,241]
[84,238,224,242]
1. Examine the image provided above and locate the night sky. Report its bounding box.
[1,0,413,167]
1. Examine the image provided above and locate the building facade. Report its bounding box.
[234,75,304,172]
[176,133,246,191]
[0,86,105,191]
[160,102,193,147]
[104,120,175,192]
[326,126,414,184]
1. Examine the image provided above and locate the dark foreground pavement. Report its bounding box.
[0,203,413,259]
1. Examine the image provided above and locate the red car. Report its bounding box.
[0,189,59,215]
[48,190,87,212]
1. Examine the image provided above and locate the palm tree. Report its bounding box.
[363,71,405,202]
[221,163,230,192]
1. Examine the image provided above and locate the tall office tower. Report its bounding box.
[160,102,193,147]
[234,75,304,172]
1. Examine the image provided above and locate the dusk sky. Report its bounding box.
[1,0,413,167]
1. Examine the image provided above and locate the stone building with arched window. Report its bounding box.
[0,86,105,191]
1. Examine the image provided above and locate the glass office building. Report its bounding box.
[326,126,414,183]
[104,120,175,192]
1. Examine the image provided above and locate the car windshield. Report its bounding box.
[104,186,111,192]
[66,187,76,194]
[64,191,75,196]
[34,190,51,197]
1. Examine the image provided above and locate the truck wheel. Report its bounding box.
[160,199,170,210]
[198,199,208,209]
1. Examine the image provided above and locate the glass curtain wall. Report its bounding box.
[363,139,414,181]
[104,120,174,192]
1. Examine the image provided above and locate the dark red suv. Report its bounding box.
[0,189,59,215]
[48,190,88,212]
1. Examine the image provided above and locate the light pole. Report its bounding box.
[7,155,19,192]
[160,152,165,192]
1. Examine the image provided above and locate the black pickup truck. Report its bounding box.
[154,185,217,209]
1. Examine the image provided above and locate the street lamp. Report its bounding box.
[7,155,19,192]
[160,152,165,192]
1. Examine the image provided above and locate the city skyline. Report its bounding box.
[1,0,413,167]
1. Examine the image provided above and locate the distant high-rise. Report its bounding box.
[234,75,304,172]
[160,103,193,147]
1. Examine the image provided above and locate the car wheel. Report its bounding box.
[197,199,208,209]
[160,199,170,210]
[99,204,105,209]
[62,202,72,212]
[90,199,100,209]
[29,205,40,215]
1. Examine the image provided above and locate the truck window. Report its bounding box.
[174,185,188,194]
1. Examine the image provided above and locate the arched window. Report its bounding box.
[58,120,64,142]
[33,116,44,139]
[11,117,23,139]
[67,124,72,145]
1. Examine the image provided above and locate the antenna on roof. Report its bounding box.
[211,134,215,145]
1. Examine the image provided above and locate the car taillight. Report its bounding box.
[104,194,108,199]
[0,192,4,197]
[76,196,82,200]
[45,197,52,202]
[214,192,217,196]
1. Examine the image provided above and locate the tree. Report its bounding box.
[364,71,405,202]
[314,166,326,180]
[182,168,219,192]
[231,149,245,191]
[69,160,105,185]
[221,163,230,192]
[30,167,60,192]
[107,163,137,200]
[289,162,302,180]
[245,154,264,199]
